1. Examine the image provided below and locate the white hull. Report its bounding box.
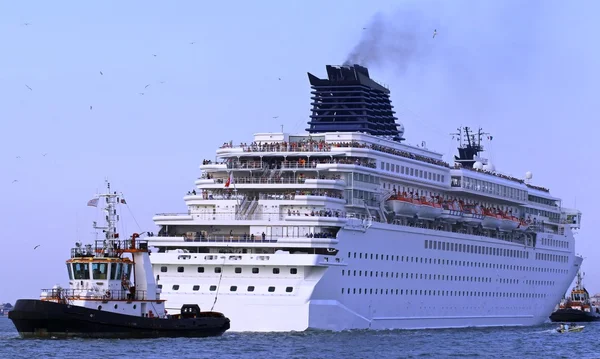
[150,223,579,332]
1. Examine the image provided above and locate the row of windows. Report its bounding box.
[163,284,294,293]
[535,252,568,263]
[341,269,555,286]
[452,176,528,202]
[380,161,445,183]
[347,252,568,275]
[341,288,549,298]
[542,237,569,248]
[160,266,298,275]
[425,239,531,260]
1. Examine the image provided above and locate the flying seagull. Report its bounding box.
[144,84,150,89]
[159,81,165,84]
[25,84,32,91]
[152,54,157,57]
[272,116,279,119]
[16,156,21,159]
[362,27,367,30]
[12,180,18,183]
[100,71,103,75]
[189,42,196,45]
[42,153,47,157]
[34,245,40,250]
[433,29,437,38]
[23,22,31,26]
[90,105,93,110]
[278,78,281,80]
[139,92,145,95]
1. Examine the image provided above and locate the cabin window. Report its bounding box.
[268,286,275,292]
[92,263,108,280]
[67,263,74,280]
[73,263,90,280]
[115,263,123,281]
[177,266,184,273]
[247,286,255,292]
[290,268,297,274]
[110,263,117,280]
[172,285,179,290]
[122,263,131,281]
[209,285,217,291]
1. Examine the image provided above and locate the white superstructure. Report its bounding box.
[146,65,582,332]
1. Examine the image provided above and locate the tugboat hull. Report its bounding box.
[9,299,230,339]
[549,308,600,323]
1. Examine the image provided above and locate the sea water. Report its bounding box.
[0,318,597,359]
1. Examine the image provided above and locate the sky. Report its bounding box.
[1,0,599,304]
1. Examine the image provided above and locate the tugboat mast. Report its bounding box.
[92,180,122,242]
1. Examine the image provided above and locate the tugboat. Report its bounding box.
[9,181,230,338]
[549,270,600,322]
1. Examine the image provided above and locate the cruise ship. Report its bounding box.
[146,64,583,332]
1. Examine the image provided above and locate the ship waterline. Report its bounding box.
[146,64,582,331]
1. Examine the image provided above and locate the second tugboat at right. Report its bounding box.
[550,270,600,322]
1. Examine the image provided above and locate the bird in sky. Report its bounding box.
[100,71,103,75]
[189,42,196,45]
[272,116,279,119]
[90,105,93,110]
[34,245,40,250]
[42,153,48,157]
[159,81,165,84]
[139,92,145,95]
[152,54,157,57]
[144,84,150,89]
[362,27,367,30]
[12,180,18,183]
[433,29,437,38]
[16,156,21,159]
[23,22,31,26]
[25,84,32,91]
[278,78,282,80]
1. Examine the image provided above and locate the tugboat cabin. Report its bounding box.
[67,242,135,300]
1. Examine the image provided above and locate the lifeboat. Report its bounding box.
[462,205,484,225]
[439,201,463,222]
[515,219,530,231]
[499,215,520,231]
[416,198,443,219]
[481,209,503,229]
[388,195,419,217]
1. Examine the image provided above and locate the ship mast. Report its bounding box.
[450,126,491,169]
[92,180,122,242]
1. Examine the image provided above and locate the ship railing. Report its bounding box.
[41,288,147,301]
[70,240,150,258]
[239,144,332,153]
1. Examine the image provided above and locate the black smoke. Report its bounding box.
[343,8,434,73]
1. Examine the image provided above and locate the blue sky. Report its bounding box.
[1,0,599,303]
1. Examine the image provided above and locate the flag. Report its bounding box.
[224,172,234,188]
[120,199,127,204]
[87,198,99,207]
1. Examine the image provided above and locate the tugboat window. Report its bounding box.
[115,263,123,280]
[92,263,108,280]
[67,263,74,280]
[73,263,90,280]
[110,263,117,280]
[122,263,132,281]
